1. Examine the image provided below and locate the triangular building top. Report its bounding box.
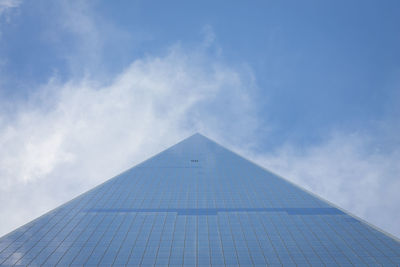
[0,133,399,266]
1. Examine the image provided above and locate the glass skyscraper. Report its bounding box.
[0,133,399,266]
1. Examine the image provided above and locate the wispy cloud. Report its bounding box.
[0,0,21,30]
[0,0,21,13]
[0,43,260,237]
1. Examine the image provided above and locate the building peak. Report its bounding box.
[0,132,399,266]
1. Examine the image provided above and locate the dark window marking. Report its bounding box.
[85,207,344,216]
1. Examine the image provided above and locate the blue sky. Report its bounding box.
[0,0,399,238]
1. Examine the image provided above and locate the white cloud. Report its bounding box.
[0,0,21,12]
[0,44,260,237]
[201,24,217,48]
[0,0,21,27]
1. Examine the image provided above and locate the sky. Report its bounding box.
[0,0,399,239]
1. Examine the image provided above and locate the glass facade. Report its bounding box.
[0,133,399,266]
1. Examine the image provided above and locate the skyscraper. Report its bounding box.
[0,133,399,266]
